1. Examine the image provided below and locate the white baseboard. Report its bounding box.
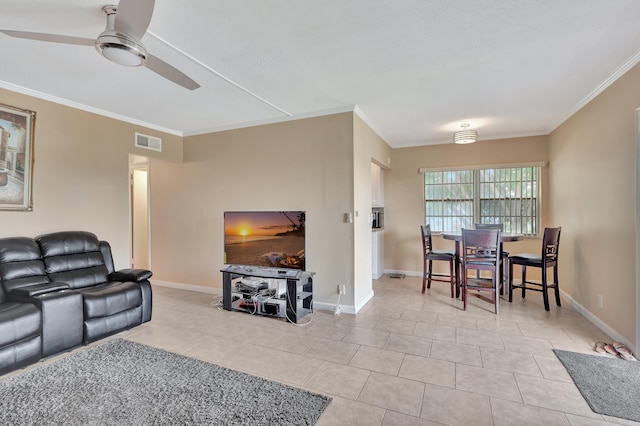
[560,289,634,350]
[313,301,356,315]
[312,289,374,315]
[383,269,422,278]
[355,290,375,313]
[151,280,222,296]
[313,289,374,315]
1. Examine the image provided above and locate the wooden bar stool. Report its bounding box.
[475,223,509,295]
[461,228,502,314]
[508,227,562,311]
[421,225,456,298]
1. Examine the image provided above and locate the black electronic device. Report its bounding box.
[262,302,280,315]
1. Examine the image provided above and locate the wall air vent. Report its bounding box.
[135,133,162,152]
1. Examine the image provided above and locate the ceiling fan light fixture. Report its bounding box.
[453,123,478,144]
[96,32,148,67]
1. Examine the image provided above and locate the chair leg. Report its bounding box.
[498,258,504,295]
[494,276,499,315]
[554,266,561,307]
[521,265,527,299]
[455,253,461,299]
[449,259,455,298]
[502,255,509,297]
[422,256,427,294]
[462,273,467,310]
[508,259,514,303]
[427,260,433,289]
[542,267,550,311]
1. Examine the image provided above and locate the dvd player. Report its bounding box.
[223,264,306,279]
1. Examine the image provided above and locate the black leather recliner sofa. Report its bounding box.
[0,231,152,375]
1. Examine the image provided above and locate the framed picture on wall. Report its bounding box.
[0,103,35,211]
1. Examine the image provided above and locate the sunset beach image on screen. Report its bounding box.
[224,211,305,270]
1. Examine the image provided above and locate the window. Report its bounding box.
[424,165,540,235]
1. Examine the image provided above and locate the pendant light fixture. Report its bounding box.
[453,123,478,144]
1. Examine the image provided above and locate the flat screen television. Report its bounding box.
[224,211,305,270]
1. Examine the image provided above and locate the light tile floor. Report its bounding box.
[9,275,638,425]
[125,276,640,426]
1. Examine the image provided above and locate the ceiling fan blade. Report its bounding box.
[146,54,200,90]
[114,0,155,41]
[0,30,94,46]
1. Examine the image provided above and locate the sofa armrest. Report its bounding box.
[109,268,153,283]
[10,282,71,297]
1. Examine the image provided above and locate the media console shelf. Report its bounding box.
[221,265,314,323]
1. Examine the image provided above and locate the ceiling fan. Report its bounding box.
[0,0,200,90]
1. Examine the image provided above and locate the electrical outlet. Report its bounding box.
[598,294,604,309]
[340,284,346,295]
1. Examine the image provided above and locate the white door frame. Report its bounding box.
[129,154,151,270]
[635,108,640,356]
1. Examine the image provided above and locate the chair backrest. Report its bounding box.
[462,228,501,271]
[475,223,504,231]
[37,231,109,289]
[420,225,433,254]
[541,227,561,266]
[0,237,50,302]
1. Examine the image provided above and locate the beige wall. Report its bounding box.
[0,88,182,269]
[549,63,640,347]
[385,136,549,275]
[353,114,393,309]
[149,113,357,308]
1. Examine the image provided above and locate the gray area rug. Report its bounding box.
[553,349,640,422]
[0,339,331,425]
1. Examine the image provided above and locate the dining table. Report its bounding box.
[442,231,524,298]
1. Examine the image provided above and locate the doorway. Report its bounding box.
[130,155,150,269]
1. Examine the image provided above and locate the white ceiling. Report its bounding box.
[1,0,640,147]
